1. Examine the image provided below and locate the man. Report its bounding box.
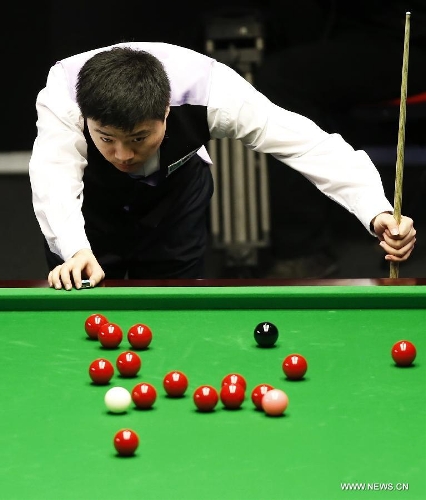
[29,42,416,290]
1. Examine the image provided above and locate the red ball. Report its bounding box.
[88,358,114,385]
[282,354,308,380]
[127,324,153,350]
[113,429,139,457]
[220,383,245,409]
[116,351,142,377]
[251,383,274,410]
[163,371,189,397]
[221,373,247,391]
[85,313,108,339]
[193,385,219,412]
[391,340,417,367]
[98,322,123,349]
[131,382,157,409]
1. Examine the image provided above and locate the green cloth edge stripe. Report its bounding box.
[0,286,425,311]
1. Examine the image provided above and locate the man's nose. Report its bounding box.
[114,144,134,162]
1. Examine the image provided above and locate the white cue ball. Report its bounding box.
[104,386,132,413]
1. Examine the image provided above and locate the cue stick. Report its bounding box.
[389,11,410,278]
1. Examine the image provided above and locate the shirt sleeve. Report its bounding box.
[206,61,394,234]
[29,63,92,261]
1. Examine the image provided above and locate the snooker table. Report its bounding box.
[1,278,425,500]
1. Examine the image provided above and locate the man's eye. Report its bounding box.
[101,137,112,143]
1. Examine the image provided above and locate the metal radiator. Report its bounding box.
[205,10,271,269]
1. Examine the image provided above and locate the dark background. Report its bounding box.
[1,1,425,280]
[3,1,211,152]
[3,0,426,152]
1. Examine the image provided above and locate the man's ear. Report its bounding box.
[164,105,170,120]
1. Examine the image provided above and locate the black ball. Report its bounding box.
[254,322,279,347]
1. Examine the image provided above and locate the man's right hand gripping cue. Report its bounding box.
[48,249,106,290]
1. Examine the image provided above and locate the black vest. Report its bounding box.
[81,104,211,229]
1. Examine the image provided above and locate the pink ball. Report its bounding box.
[261,388,289,416]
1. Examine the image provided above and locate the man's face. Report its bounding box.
[87,109,169,174]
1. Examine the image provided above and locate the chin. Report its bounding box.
[115,164,134,173]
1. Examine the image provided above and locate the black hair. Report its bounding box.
[76,47,171,131]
